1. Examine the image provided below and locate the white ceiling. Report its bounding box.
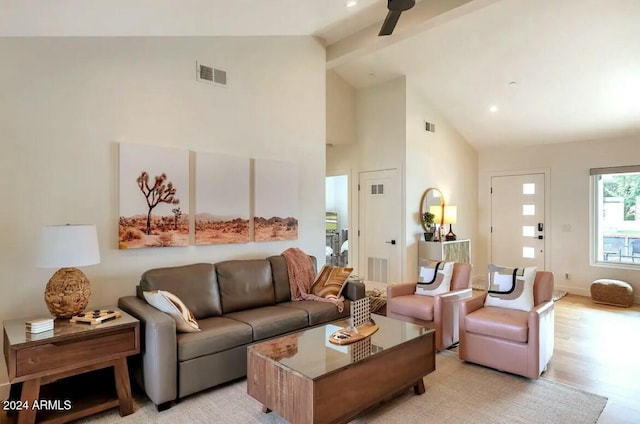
[3,0,640,149]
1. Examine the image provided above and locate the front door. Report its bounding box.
[358,169,401,284]
[491,173,546,269]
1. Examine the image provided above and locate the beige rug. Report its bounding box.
[79,351,606,424]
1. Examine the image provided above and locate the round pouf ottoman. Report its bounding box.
[590,279,634,307]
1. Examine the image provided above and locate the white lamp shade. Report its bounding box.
[37,224,101,268]
[443,205,458,225]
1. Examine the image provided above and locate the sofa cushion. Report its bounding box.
[267,255,318,303]
[415,260,454,296]
[311,265,353,299]
[140,263,222,319]
[177,317,253,361]
[387,295,434,322]
[465,305,529,343]
[225,306,308,341]
[143,290,200,333]
[216,260,275,314]
[485,265,536,312]
[279,299,350,326]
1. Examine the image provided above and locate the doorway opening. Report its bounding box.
[326,174,349,266]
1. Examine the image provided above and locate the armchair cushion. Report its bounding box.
[464,305,529,343]
[485,265,536,312]
[416,260,454,296]
[388,294,435,322]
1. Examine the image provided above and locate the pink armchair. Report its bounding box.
[386,263,472,351]
[459,271,554,379]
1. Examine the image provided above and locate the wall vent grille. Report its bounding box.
[367,257,388,283]
[196,62,227,87]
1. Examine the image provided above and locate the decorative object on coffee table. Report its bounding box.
[329,297,379,345]
[37,224,101,318]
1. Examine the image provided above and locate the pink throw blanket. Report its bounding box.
[282,248,344,312]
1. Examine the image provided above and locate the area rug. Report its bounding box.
[79,351,606,424]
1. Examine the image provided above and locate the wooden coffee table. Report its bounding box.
[247,314,435,424]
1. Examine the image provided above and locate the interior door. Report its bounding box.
[358,169,401,284]
[491,173,546,269]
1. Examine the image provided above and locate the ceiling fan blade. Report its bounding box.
[379,10,402,36]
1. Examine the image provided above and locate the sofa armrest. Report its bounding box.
[118,296,178,406]
[387,282,417,299]
[343,280,365,301]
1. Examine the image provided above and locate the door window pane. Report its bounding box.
[522,205,535,216]
[523,183,535,195]
[522,226,535,237]
[522,247,535,258]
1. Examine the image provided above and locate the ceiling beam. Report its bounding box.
[326,0,499,69]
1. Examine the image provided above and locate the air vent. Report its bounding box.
[425,121,436,133]
[196,62,227,87]
[367,257,388,283]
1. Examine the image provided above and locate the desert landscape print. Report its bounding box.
[254,159,299,241]
[195,152,250,245]
[119,143,190,249]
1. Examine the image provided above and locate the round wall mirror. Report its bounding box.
[419,188,445,232]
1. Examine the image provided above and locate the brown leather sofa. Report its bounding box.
[459,271,554,379]
[386,263,472,351]
[118,255,364,410]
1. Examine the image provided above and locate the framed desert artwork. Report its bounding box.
[118,143,189,249]
[254,158,298,241]
[194,152,250,245]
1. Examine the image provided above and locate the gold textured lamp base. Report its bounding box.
[44,267,91,319]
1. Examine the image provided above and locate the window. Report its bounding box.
[591,166,640,266]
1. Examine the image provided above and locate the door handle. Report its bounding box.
[385,240,396,245]
[538,223,544,232]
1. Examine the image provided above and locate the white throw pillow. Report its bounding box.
[484,264,536,312]
[143,290,201,333]
[415,260,454,296]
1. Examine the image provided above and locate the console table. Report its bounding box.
[2,308,139,424]
[419,239,471,263]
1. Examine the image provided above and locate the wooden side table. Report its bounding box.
[2,308,139,424]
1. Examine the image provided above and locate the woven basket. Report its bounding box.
[44,267,91,318]
[590,279,634,308]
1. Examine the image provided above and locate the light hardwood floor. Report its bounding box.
[543,294,640,424]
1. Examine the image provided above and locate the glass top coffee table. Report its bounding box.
[247,314,435,424]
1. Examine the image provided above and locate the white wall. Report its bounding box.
[327,76,479,284]
[478,136,640,301]
[0,37,326,323]
[405,80,479,282]
[326,70,356,146]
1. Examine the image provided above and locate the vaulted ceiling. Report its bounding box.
[3,0,639,149]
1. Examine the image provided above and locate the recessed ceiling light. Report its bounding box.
[346,1,358,7]
[489,105,499,113]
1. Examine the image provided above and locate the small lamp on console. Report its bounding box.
[443,206,458,241]
[37,224,101,319]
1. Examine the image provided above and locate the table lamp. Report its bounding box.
[37,224,101,318]
[443,205,458,241]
